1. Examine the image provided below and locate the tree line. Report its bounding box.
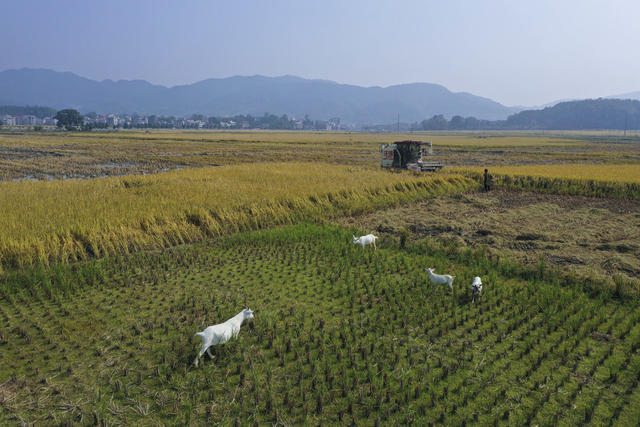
[54,111,339,131]
[0,105,57,118]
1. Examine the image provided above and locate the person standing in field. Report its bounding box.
[483,169,493,192]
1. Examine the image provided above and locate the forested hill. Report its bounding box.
[505,98,640,130]
[412,98,640,131]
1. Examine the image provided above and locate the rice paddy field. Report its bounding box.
[453,164,640,199]
[2,129,640,181]
[1,129,640,425]
[0,163,473,271]
[2,224,640,425]
[462,164,640,183]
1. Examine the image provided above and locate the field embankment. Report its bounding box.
[0,163,475,271]
[2,223,640,425]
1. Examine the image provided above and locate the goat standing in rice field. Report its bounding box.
[425,267,455,291]
[471,276,483,303]
[193,307,254,367]
[353,234,378,250]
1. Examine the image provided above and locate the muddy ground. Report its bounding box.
[337,189,640,286]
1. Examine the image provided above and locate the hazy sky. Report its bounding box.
[2,0,639,106]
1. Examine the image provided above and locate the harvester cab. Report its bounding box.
[380,140,444,172]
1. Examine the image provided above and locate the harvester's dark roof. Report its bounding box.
[394,140,431,145]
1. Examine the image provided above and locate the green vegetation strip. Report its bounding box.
[1,223,639,424]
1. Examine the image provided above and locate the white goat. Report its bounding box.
[471,276,483,303]
[193,307,254,367]
[425,267,455,291]
[353,234,378,250]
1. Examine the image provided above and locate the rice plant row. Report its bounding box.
[1,223,639,425]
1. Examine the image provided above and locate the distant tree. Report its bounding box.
[449,115,464,130]
[207,116,220,128]
[464,116,480,130]
[303,114,313,129]
[55,109,83,130]
[33,125,44,131]
[0,105,56,118]
[421,114,448,130]
[314,120,327,130]
[86,111,97,119]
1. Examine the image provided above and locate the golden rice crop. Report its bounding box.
[0,163,474,270]
[453,164,640,199]
[466,164,640,183]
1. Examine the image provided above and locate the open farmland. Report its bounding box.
[2,130,640,181]
[2,224,640,425]
[1,129,640,425]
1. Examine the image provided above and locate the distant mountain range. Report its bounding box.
[537,92,640,110]
[0,68,520,124]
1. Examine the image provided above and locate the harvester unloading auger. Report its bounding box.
[380,140,444,172]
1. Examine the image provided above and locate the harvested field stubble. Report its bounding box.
[2,130,640,180]
[338,189,640,289]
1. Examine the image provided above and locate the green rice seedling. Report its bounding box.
[1,222,639,424]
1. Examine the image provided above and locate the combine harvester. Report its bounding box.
[380,140,444,172]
